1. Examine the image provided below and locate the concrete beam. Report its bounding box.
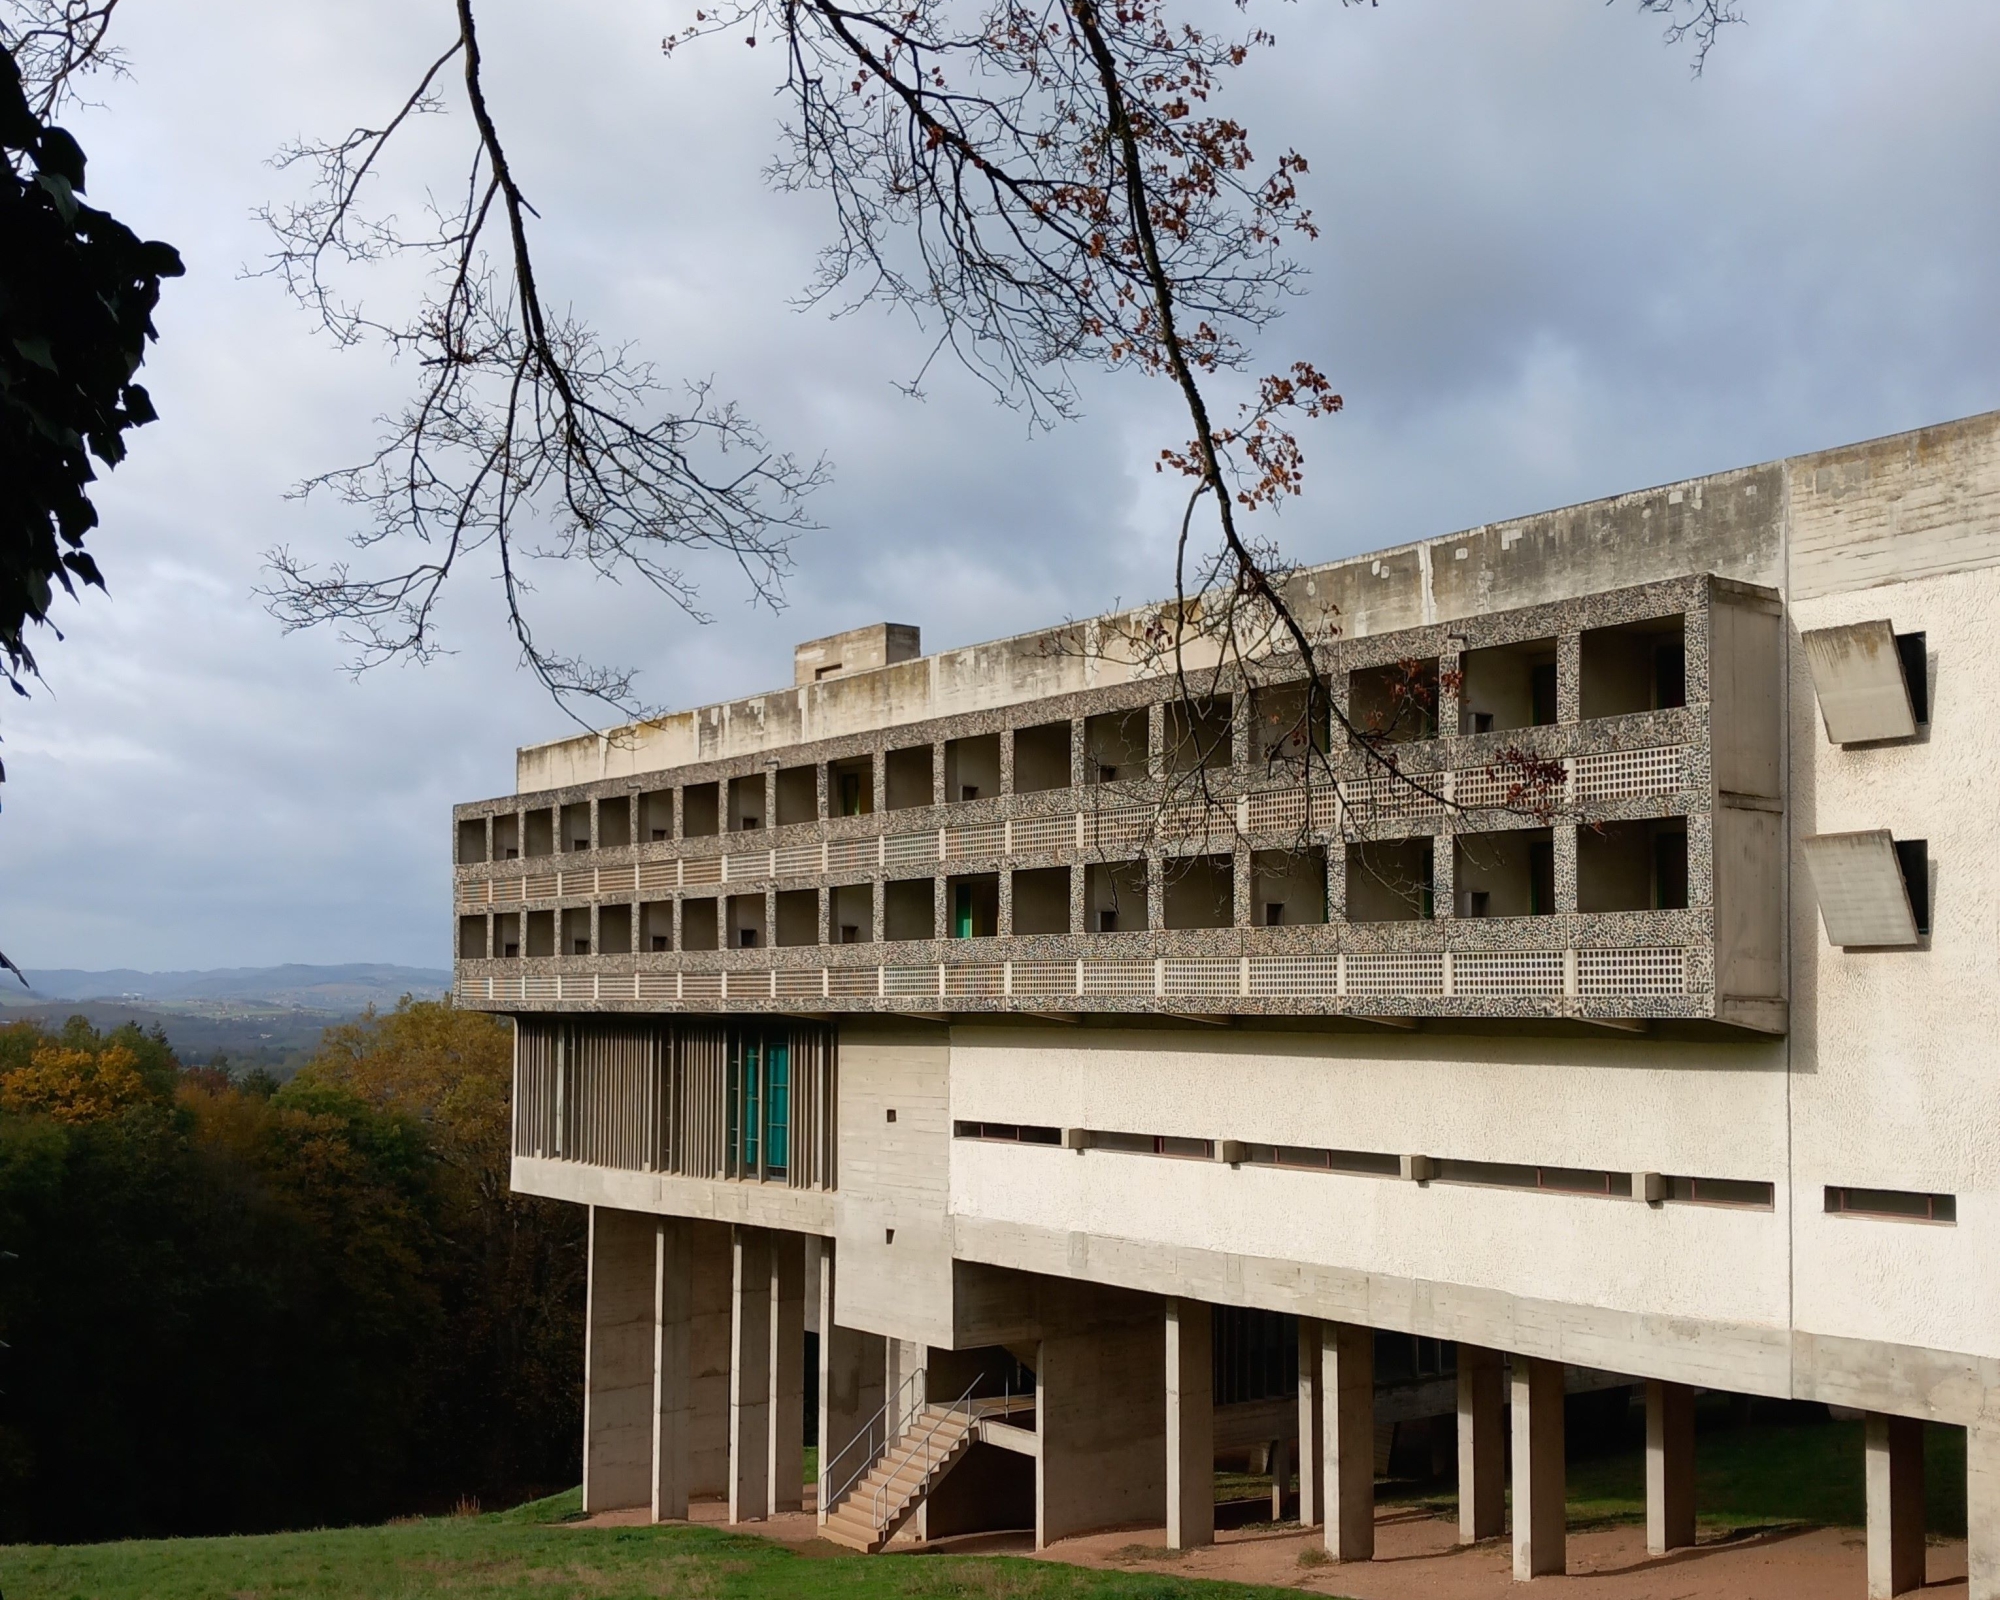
[583,1207,658,1514]
[1457,1343,1504,1543]
[729,1226,773,1522]
[1323,1320,1375,1561]
[1866,1412,1925,1598]
[1296,1318,1326,1528]
[1645,1378,1695,1555]
[1511,1356,1566,1579]
[1165,1298,1215,1550]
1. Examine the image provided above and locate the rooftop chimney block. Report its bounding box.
[794,623,921,686]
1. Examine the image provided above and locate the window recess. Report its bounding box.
[953,1120,1062,1145]
[726,1032,791,1180]
[1664,1175,1773,1209]
[1825,1186,1955,1224]
[1433,1159,1634,1198]
[1238,1143,1401,1178]
[1086,1130,1215,1160]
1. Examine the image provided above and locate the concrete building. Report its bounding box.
[452,409,2000,1592]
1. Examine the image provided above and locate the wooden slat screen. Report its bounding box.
[513,1016,836,1189]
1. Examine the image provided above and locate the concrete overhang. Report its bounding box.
[1802,829,1920,948]
[1800,620,1917,744]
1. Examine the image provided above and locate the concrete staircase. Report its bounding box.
[820,1402,978,1552]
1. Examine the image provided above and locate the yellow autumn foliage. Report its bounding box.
[0,1042,150,1124]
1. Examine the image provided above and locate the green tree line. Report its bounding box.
[0,1001,584,1542]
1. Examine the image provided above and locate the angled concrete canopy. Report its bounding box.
[1802,829,1920,948]
[1800,620,1917,745]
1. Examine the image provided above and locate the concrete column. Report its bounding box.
[1035,1304,1166,1548]
[688,1221,734,1498]
[651,1219,692,1521]
[1865,1412,1925,1598]
[1296,1317,1326,1527]
[1456,1343,1504,1543]
[815,1240,886,1525]
[1510,1356,1566,1579]
[583,1207,657,1513]
[1165,1298,1214,1550]
[1556,632,1582,725]
[729,1226,773,1522]
[768,1233,806,1515]
[1269,1436,1291,1523]
[1553,823,1579,915]
[1968,1423,2000,1600]
[1323,1320,1374,1561]
[1645,1379,1696,1555]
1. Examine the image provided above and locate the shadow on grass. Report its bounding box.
[1374,1397,1968,1537]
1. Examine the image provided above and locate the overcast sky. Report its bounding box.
[6,0,1999,972]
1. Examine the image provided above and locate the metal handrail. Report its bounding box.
[820,1368,924,1517]
[870,1378,979,1535]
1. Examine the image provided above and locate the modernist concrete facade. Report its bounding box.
[457,409,2000,1591]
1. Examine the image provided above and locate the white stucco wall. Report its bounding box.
[947,1027,1792,1330]
[1787,563,2000,1360]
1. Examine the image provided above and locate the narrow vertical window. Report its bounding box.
[766,1039,790,1178]
[743,1035,762,1177]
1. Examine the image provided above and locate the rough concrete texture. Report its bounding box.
[1035,1292,1165,1547]
[582,1207,657,1513]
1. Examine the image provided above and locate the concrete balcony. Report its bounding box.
[453,902,1774,1030]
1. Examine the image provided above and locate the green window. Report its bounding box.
[727,1030,790,1180]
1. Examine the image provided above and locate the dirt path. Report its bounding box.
[578,1494,1972,1597]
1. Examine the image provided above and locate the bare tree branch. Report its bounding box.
[677,0,1562,874]
[0,0,123,118]
[1629,0,1743,77]
[255,0,825,723]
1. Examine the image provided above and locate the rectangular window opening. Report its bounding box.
[1434,1158,1633,1199]
[1349,659,1440,746]
[1085,708,1148,784]
[1580,614,1687,721]
[1087,1130,1216,1160]
[1664,1176,1773,1209]
[1014,721,1074,793]
[885,745,935,810]
[1346,839,1434,923]
[954,1120,1062,1145]
[1825,1185,1954,1224]
[1240,1144,1401,1178]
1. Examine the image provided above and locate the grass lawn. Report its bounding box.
[0,1491,1297,1600]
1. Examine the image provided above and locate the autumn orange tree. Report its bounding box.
[0,1004,582,1542]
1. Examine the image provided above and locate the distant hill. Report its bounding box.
[9,963,452,1011]
[0,1000,353,1077]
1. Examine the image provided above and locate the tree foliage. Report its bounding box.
[0,1001,584,1543]
[0,39,179,702]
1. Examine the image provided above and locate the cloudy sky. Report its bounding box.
[6,1,1999,972]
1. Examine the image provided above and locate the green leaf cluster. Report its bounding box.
[0,42,183,703]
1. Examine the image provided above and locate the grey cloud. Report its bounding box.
[3,0,1995,967]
